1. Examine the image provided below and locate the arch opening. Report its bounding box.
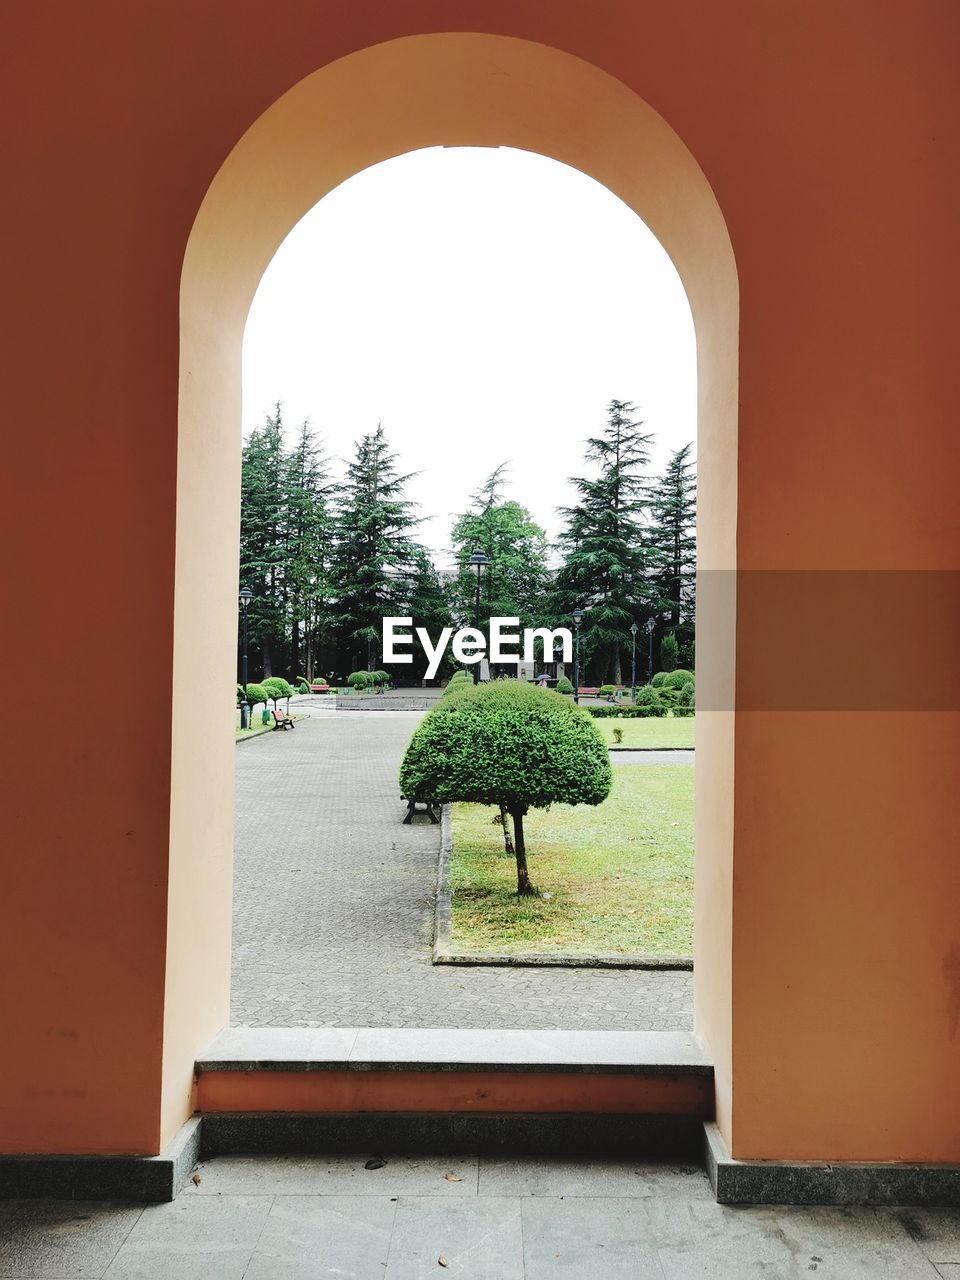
[167,32,738,1146]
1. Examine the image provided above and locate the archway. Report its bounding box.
[165,32,738,1146]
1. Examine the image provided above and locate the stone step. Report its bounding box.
[195,1027,713,1159]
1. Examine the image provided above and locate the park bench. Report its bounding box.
[308,682,331,693]
[272,708,295,731]
[402,795,440,825]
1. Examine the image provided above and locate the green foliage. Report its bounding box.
[551,401,655,684]
[236,684,245,705]
[372,670,390,686]
[450,463,551,639]
[598,684,618,698]
[262,677,288,706]
[676,681,695,715]
[646,443,696,644]
[443,670,474,697]
[297,679,310,694]
[663,669,694,689]
[347,670,374,689]
[245,682,268,709]
[555,675,574,695]
[651,671,668,688]
[660,631,679,672]
[400,680,611,814]
[633,685,666,717]
[587,702,673,719]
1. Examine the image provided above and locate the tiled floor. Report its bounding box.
[2,1154,958,1278]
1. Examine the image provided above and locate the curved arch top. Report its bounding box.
[169,31,738,1143]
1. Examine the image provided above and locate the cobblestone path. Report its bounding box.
[231,705,694,1030]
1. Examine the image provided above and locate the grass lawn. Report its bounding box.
[449,763,693,957]
[593,716,695,750]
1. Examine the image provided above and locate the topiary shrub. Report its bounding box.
[236,684,245,706]
[297,679,310,694]
[598,684,618,699]
[555,675,574,695]
[347,670,373,690]
[400,680,611,896]
[371,670,390,686]
[262,677,288,708]
[245,682,268,711]
[651,671,668,688]
[663,669,694,690]
[633,685,666,717]
[676,681,695,716]
[443,670,474,697]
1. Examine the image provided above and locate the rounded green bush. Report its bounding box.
[245,682,268,708]
[633,685,666,717]
[297,679,310,694]
[262,677,288,705]
[371,670,390,686]
[555,675,574,695]
[651,671,668,688]
[400,680,611,812]
[347,670,373,689]
[598,684,618,698]
[663,669,694,690]
[236,683,245,705]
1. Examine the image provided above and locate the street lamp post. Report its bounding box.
[630,621,639,702]
[238,586,253,729]
[573,608,583,704]
[646,616,656,685]
[468,550,491,684]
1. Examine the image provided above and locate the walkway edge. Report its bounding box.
[432,806,694,972]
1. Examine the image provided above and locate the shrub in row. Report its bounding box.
[555,675,574,695]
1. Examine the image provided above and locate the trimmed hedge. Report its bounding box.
[633,685,666,717]
[598,684,618,698]
[662,669,694,690]
[555,675,574,695]
[347,670,373,689]
[297,679,310,694]
[371,670,390,686]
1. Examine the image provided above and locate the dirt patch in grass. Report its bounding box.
[449,764,693,957]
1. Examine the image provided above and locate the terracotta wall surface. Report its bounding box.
[2,1,958,1159]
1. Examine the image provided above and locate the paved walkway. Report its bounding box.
[231,704,692,1030]
[3,1155,955,1277]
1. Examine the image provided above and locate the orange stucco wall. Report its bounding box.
[2,2,958,1161]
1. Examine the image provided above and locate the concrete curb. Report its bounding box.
[608,746,694,753]
[235,714,305,744]
[432,806,693,972]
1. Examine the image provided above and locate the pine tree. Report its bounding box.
[283,420,334,680]
[239,405,287,678]
[330,423,423,672]
[552,401,654,684]
[646,442,696,659]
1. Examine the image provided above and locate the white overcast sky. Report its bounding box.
[242,147,696,567]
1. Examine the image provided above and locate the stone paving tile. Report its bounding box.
[385,1196,524,1279]
[182,1153,478,1197]
[244,1196,397,1280]
[0,1200,142,1280]
[893,1209,960,1266]
[231,706,693,1030]
[102,1195,271,1280]
[479,1157,710,1200]
[521,1196,665,1279]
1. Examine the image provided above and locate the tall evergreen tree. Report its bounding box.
[239,405,287,677]
[552,400,653,684]
[450,463,550,634]
[284,419,334,680]
[646,442,696,655]
[330,423,423,671]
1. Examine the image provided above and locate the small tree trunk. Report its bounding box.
[499,803,515,855]
[510,808,535,895]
